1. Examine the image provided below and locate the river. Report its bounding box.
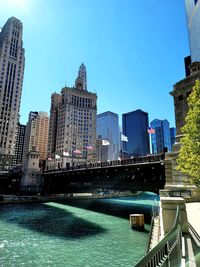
[0,192,159,267]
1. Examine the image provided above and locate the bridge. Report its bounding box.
[43,154,165,194]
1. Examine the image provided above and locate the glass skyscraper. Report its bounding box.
[185,0,200,62]
[122,109,150,157]
[150,119,171,154]
[97,111,119,161]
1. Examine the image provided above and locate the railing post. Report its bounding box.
[165,241,171,267]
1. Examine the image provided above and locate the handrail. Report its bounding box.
[44,154,164,173]
[135,206,182,267]
[188,222,200,246]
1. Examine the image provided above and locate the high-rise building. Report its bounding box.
[23,111,49,166]
[122,109,150,157]
[185,0,200,62]
[13,122,26,165]
[0,17,25,165]
[150,119,171,154]
[97,111,119,161]
[48,93,61,155]
[47,64,97,167]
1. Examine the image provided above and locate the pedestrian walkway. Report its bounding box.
[186,202,200,237]
[149,216,161,251]
[186,202,200,267]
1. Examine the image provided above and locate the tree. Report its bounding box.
[176,79,200,186]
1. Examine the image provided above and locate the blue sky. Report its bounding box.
[1,0,189,127]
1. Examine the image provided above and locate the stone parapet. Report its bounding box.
[160,197,188,234]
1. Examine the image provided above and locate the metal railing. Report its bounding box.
[45,154,164,173]
[135,206,182,267]
[188,222,200,247]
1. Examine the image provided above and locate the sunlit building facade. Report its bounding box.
[47,64,97,167]
[0,17,25,168]
[185,0,200,62]
[97,111,119,161]
[23,111,49,166]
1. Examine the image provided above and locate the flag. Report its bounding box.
[63,151,69,157]
[55,154,61,159]
[74,149,81,154]
[102,140,110,146]
[147,127,155,134]
[121,134,128,142]
[86,145,93,150]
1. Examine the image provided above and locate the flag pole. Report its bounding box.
[149,133,152,154]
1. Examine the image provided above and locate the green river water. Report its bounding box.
[0,192,159,267]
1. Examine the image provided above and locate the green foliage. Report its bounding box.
[176,79,200,186]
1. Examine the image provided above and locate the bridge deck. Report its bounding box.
[43,160,165,194]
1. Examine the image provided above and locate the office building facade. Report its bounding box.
[185,0,200,62]
[47,64,97,168]
[122,109,150,157]
[13,122,26,165]
[23,111,49,166]
[150,119,171,154]
[0,17,25,167]
[97,111,119,161]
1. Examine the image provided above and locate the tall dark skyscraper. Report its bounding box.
[122,109,150,157]
[0,17,25,162]
[185,0,200,62]
[13,123,26,165]
[150,119,171,154]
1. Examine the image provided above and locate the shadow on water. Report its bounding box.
[55,192,159,224]
[0,203,107,239]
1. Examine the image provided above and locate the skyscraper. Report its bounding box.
[0,17,25,165]
[150,119,171,154]
[23,112,49,166]
[185,0,200,62]
[13,122,26,165]
[47,64,97,167]
[122,109,150,157]
[97,111,119,161]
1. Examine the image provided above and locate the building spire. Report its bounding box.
[75,63,87,90]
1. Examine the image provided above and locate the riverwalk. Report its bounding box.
[186,202,200,267]
[186,202,200,241]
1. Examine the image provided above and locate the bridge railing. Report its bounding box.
[135,206,182,267]
[45,154,164,173]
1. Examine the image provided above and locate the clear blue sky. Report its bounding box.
[1,0,189,127]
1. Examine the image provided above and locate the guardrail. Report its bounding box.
[135,206,182,267]
[45,154,164,173]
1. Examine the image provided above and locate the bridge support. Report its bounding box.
[164,135,200,201]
